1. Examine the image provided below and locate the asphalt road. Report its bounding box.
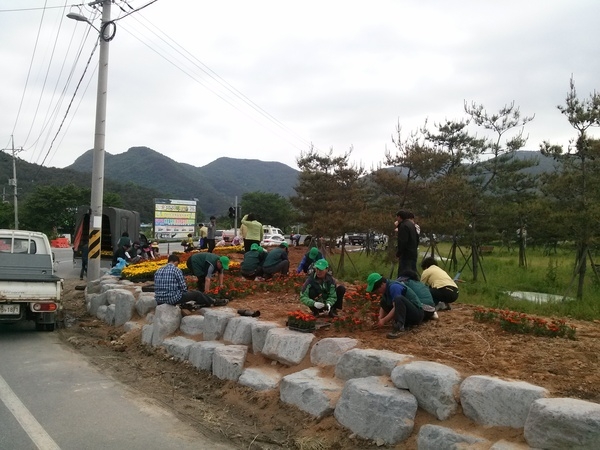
[0,247,237,450]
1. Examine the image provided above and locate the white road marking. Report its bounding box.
[0,373,61,450]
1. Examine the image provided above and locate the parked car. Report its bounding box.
[347,232,367,246]
[262,225,284,237]
[261,234,286,247]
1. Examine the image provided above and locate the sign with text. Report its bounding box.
[154,199,196,239]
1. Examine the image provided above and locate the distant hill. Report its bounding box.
[378,150,560,177]
[2,148,557,225]
[67,146,300,217]
[0,151,161,221]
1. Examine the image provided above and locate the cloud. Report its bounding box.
[1,0,599,174]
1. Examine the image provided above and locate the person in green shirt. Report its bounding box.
[300,259,344,317]
[241,213,263,253]
[398,269,437,321]
[186,252,230,292]
[262,242,289,278]
[240,243,267,280]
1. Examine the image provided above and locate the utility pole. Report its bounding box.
[234,196,238,237]
[85,1,112,281]
[4,136,22,230]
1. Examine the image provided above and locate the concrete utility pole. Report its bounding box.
[11,140,19,230]
[68,0,113,281]
[3,136,21,229]
[87,0,113,281]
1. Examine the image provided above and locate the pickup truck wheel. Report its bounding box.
[44,323,56,332]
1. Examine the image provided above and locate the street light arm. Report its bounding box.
[66,12,100,32]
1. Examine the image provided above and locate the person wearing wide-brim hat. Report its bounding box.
[262,242,290,278]
[187,252,230,292]
[240,243,267,280]
[300,259,344,317]
[366,272,424,339]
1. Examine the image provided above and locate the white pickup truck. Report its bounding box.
[0,229,63,331]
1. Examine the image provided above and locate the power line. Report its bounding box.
[121,7,314,151]
[0,4,84,13]
[28,20,98,165]
[21,0,70,149]
[119,20,309,152]
[10,0,49,139]
[33,38,99,178]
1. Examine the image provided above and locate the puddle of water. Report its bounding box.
[504,291,575,303]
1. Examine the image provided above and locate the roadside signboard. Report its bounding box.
[154,199,197,240]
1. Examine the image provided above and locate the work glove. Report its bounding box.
[313,301,325,310]
[325,303,331,312]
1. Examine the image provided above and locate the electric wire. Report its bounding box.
[10,0,49,139]
[33,39,100,178]
[126,9,314,150]
[26,9,99,165]
[118,21,308,153]
[112,0,158,21]
[0,4,84,13]
[21,0,69,150]
[9,0,315,171]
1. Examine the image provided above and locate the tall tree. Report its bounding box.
[291,147,366,275]
[541,78,600,299]
[461,101,535,279]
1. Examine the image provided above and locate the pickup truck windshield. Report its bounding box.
[0,238,37,254]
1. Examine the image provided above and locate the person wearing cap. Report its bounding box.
[262,242,290,278]
[300,259,344,317]
[240,243,267,280]
[296,246,324,274]
[420,257,459,311]
[186,252,230,292]
[395,210,419,276]
[241,213,264,253]
[155,254,228,309]
[366,272,424,339]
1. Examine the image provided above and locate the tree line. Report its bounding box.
[291,79,600,299]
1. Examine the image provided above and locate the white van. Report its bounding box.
[262,225,284,237]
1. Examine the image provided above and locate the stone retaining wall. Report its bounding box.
[85,276,600,448]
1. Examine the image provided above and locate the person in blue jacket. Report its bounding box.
[296,246,323,274]
[366,272,424,339]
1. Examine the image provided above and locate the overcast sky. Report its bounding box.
[1,0,599,172]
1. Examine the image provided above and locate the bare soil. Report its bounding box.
[57,246,600,449]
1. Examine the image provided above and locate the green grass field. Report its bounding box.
[328,243,600,321]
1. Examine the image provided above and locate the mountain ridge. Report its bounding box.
[67,146,300,217]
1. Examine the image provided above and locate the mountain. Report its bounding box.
[67,146,299,217]
[0,151,162,221]
[2,147,556,225]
